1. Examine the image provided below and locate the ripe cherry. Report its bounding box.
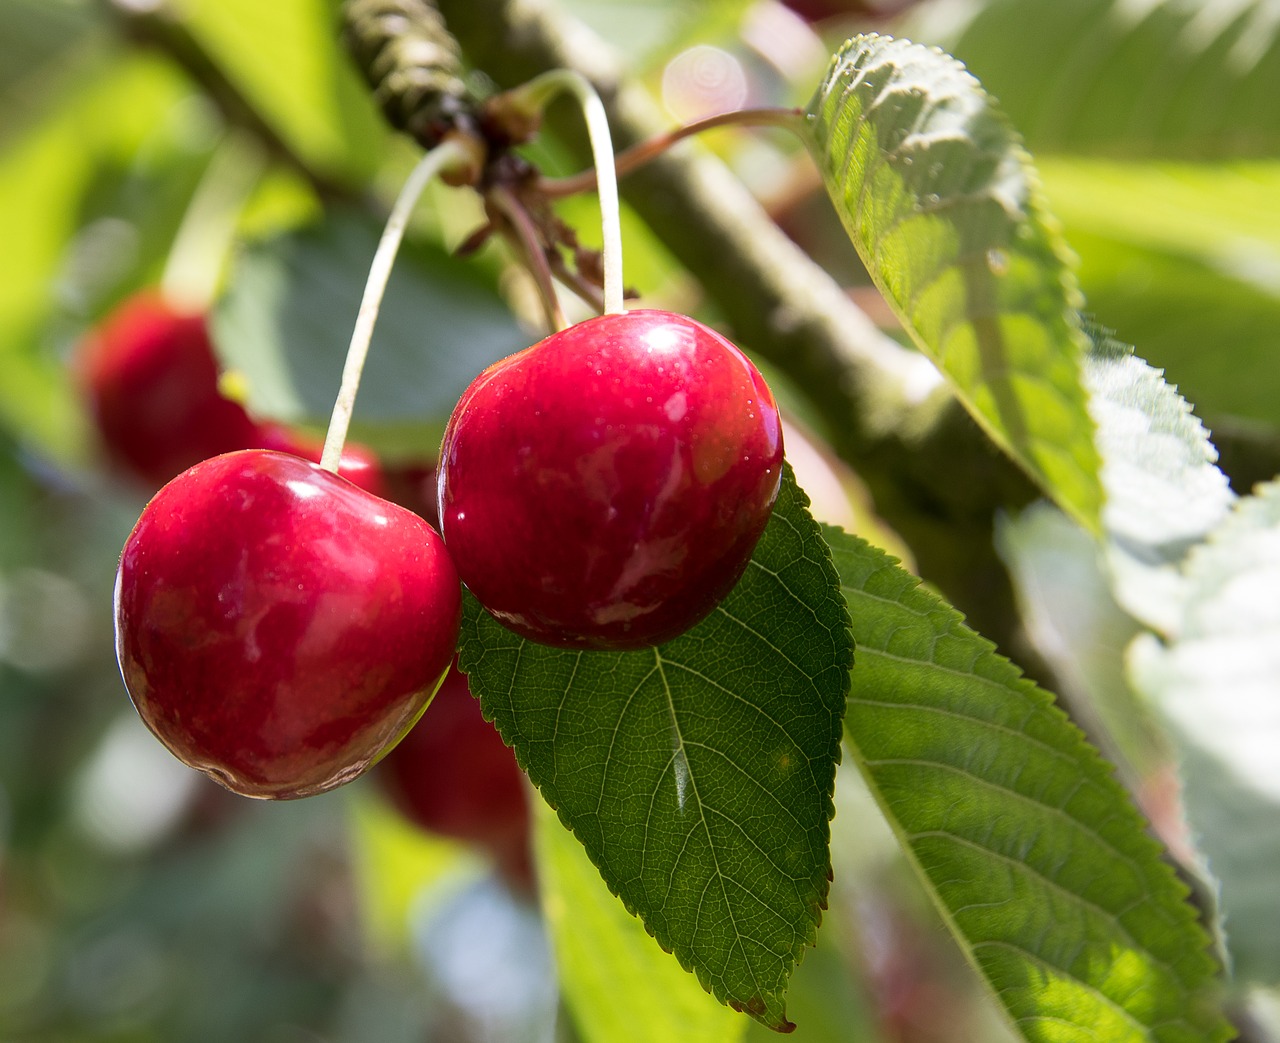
[377,661,532,890]
[384,462,440,528]
[255,422,389,499]
[74,292,259,487]
[115,449,462,799]
[438,309,784,649]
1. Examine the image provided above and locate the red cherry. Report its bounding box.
[437,309,784,649]
[114,449,462,799]
[254,422,389,499]
[74,292,259,487]
[778,0,885,22]
[384,462,440,528]
[377,662,532,889]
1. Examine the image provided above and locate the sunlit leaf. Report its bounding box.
[175,0,387,182]
[1130,479,1280,984]
[830,525,1231,1042]
[995,502,1163,782]
[1082,327,1235,634]
[905,0,1280,158]
[458,467,852,1031]
[1039,160,1280,428]
[535,797,746,1043]
[1076,230,1280,428]
[347,790,474,957]
[806,34,1103,531]
[0,51,211,461]
[1039,160,1280,261]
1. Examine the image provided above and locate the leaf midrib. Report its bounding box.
[655,650,767,1007]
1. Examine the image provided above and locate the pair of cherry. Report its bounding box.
[107,300,783,810]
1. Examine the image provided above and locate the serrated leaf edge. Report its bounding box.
[805,32,1104,532]
[827,525,1231,1042]
[455,468,852,1032]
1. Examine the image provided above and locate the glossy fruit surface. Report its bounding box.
[115,449,462,799]
[75,292,259,486]
[377,662,532,889]
[255,422,389,499]
[384,462,440,528]
[438,309,784,649]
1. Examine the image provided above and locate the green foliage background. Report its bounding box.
[2,0,1279,1041]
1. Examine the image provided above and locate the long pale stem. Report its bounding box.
[320,137,469,473]
[509,71,624,315]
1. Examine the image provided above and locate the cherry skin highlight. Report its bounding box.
[255,422,389,499]
[377,661,533,890]
[438,309,784,650]
[115,449,462,799]
[75,292,259,487]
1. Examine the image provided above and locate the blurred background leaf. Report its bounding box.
[213,208,529,456]
[1130,480,1280,986]
[904,0,1280,158]
[0,51,218,462]
[174,0,388,184]
[2,0,1274,1040]
[1040,160,1280,433]
[534,797,747,1043]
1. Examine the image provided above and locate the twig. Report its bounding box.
[539,106,804,199]
[488,185,566,333]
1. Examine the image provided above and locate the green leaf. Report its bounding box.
[1129,479,1280,984]
[904,0,1280,159]
[995,503,1162,782]
[176,0,387,183]
[559,0,735,70]
[1072,228,1280,429]
[0,0,103,140]
[0,50,209,460]
[457,467,852,1032]
[212,209,529,454]
[830,525,1231,1042]
[347,790,475,957]
[1082,327,1235,634]
[805,34,1103,531]
[1039,160,1280,263]
[534,796,747,1043]
[1038,159,1280,428]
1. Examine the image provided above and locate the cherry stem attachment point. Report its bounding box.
[321,135,472,473]
[505,71,624,315]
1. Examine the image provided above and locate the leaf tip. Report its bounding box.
[730,995,795,1033]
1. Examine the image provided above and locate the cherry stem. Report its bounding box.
[320,136,471,473]
[538,106,805,200]
[489,185,567,332]
[507,71,624,315]
[161,130,265,313]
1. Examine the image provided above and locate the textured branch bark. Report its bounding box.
[431,0,1038,647]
